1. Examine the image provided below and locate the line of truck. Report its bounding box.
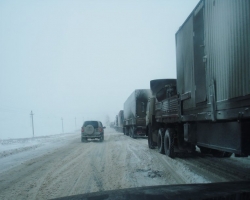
[112,0,250,158]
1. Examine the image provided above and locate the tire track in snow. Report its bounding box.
[125,137,190,185]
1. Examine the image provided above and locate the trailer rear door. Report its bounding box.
[193,3,206,104]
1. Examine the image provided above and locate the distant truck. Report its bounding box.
[114,110,124,132]
[109,122,114,128]
[146,0,250,158]
[114,115,118,129]
[123,89,151,138]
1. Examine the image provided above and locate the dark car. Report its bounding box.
[81,121,105,142]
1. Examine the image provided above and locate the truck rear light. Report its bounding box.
[99,127,103,132]
[81,127,84,133]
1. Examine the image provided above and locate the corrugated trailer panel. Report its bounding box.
[176,12,195,110]
[205,0,250,102]
[124,91,136,125]
[176,0,250,113]
[118,110,124,127]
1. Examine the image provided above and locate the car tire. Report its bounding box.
[85,125,95,135]
[100,135,104,142]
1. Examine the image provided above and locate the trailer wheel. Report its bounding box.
[148,125,155,149]
[129,127,132,137]
[164,129,175,158]
[199,146,212,154]
[124,127,128,136]
[212,150,232,158]
[129,127,135,138]
[126,128,129,136]
[131,127,136,139]
[189,144,196,153]
[223,152,232,157]
[157,129,165,154]
[212,150,225,157]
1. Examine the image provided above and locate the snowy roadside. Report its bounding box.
[0,131,80,174]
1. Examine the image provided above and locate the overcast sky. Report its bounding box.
[0,0,199,139]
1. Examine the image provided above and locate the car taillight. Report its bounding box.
[99,127,102,132]
[81,127,84,133]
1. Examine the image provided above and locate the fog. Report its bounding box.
[0,0,199,139]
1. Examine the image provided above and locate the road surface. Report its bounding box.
[0,128,250,199]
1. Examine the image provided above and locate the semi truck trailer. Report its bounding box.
[123,89,151,138]
[146,0,250,158]
[115,110,124,133]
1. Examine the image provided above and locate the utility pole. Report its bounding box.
[30,111,34,137]
[61,118,64,133]
[75,117,76,129]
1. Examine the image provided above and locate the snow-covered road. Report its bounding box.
[0,128,250,199]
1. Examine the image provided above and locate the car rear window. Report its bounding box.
[83,121,98,128]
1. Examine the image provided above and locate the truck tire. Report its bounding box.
[157,129,165,154]
[212,150,232,158]
[223,152,232,157]
[129,127,136,139]
[131,127,136,139]
[81,137,87,143]
[148,125,155,149]
[129,127,132,137]
[126,127,129,136]
[199,146,212,154]
[189,144,196,153]
[212,150,225,157]
[164,129,175,158]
